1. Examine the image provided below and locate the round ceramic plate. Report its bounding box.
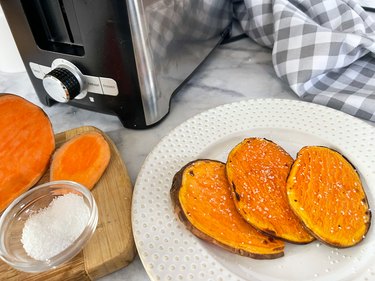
[132,99,375,281]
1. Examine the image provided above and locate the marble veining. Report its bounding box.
[1,37,370,281]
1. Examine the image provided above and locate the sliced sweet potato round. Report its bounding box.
[226,138,314,244]
[171,159,284,259]
[0,94,55,212]
[286,146,371,247]
[50,131,111,189]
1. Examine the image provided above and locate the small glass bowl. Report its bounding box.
[0,180,98,273]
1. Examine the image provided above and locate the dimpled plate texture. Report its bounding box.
[132,99,375,281]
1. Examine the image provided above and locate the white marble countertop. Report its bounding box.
[0,37,372,280]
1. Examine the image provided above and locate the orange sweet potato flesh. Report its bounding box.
[171,159,285,259]
[287,146,371,247]
[0,94,55,212]
[50,131,110,189]
[226,138,314,244]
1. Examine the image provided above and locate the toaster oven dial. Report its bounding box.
[42,59,87,103]
[43,68,81,103]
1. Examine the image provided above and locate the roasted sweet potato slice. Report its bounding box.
[0,94,55,212]
[171,159,284,259]
[50,131,111,189]
[286,146,371,247]
[226,138,314,244]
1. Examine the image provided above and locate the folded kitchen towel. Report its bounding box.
[234,0,375,121]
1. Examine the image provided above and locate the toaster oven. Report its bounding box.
[0,0,232,128]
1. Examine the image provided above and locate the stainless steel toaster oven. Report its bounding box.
[0,0,232,128]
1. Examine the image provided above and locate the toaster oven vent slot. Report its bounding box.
[58,0,74,44]
[20,0,84,56]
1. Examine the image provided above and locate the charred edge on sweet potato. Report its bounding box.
[232,182,241,201]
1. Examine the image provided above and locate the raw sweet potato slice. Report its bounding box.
[50,131,111,189]
[226,138,314,244]
[286,146,371,247]
[171,159,285,259]
[0,94,55,212]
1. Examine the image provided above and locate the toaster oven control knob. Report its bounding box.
[42,67,83,103]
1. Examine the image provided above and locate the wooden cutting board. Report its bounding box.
[0,126,136,280]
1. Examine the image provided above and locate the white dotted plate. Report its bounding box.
[132,99,375,281]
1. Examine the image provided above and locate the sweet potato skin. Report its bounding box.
[50,131,111,189]
[0,94,55,212]
[286,146,371,248]
[226,138,314,244]
[171,159,284,259]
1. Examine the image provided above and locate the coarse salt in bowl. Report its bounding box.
[0,180,98,272]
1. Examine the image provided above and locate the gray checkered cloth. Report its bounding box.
[234,0,375,121]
